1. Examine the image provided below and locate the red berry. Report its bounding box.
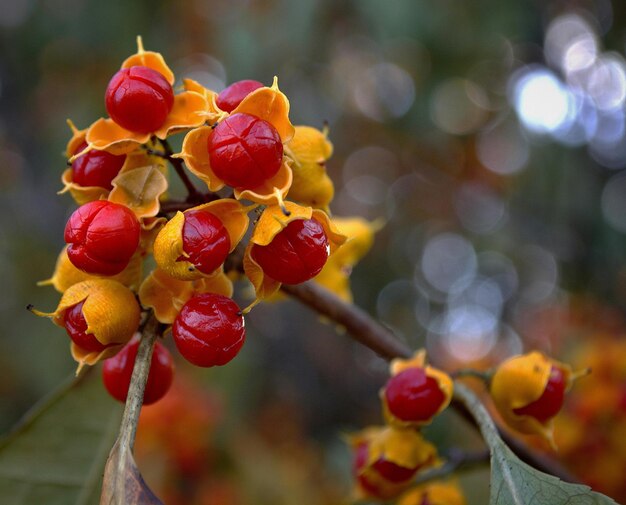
[513,365,566,422]
[65,200,140,276]
[71,141,125,190]
[208,112,283,189]
[64,301,113,353]
[216,80,264,113]
[181,209,231,275]
[105,66,174,133]
[371,458,418,483]
[383,368,446,423]
[251,218,329,284]
[102,337,174,405]
[172,293,245,367]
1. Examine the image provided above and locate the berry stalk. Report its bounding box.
[159,138,203,203]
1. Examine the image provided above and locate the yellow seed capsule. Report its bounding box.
[285,125,334,210]
[398,481,467,505]
[31,279,140,373]
[153,199,249,281]
[349,426,438,501]
[490,351,583,446]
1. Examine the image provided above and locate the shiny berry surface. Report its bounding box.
[172,293,245,367]
[384,368,446,423]
[71,141,125,190]
[513,365,566,422]
[64,301,112,353]
[252,218,329,284]
[102,337,174,405]
[105,66,174,133]
[208,113,283,189]
[216,80,264,113]
[64,200,140,276]
[181,210,231,275]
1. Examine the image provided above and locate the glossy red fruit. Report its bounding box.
[105,66,174,133]
[207,112,283,189]
[371,458,418,483]
[64,300,113,353]
[71,141,125,190]
[383,368,446,423]
[251,218,329,284]
[65,200,140,276]
[216,79,264,113]
[102,337,174,405]
[172,293,245,367]
[513,365,566,422]
[181,210,231,275]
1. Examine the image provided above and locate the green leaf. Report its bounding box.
[0,370,123,505]
[454,383,619,505]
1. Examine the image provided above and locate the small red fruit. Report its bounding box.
[105,66,174,133]
[71,141,125,190]
[383,368,446,423]
[172,293,245,367]
[208,112,283,189]
[181,209,231,275]
[64,300,114,353]
[102,337,174,405]
[251,218,329,284]
[513,365,566,423]
[216,79,264,113]
[65,200,140,276]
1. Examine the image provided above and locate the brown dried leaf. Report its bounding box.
[100,439,163,505]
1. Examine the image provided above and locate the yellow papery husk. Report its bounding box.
[85,118,151,155]
[140,217,167,255]
[244,203,347,300]
[60,145,158,206]
[65,119,85,157]
[139,267,233,324]
[312,217,380,302]
[108,164,168,219]
[38,246,143,293]
[490,351,575,446]
[398,481,467,505]
[383,350,454,428]
[285,125,334,210]
[233,158,293,206]
[34,279,140,371]
[121,35,174,85]
[230,76,295,143]
[153,91,209,140]
[183,79,225,123]
[175,126,225,192]
[153,200,250,281]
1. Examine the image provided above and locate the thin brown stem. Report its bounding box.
[281,281,578,484]
[413,448,490,485]
[117,313,160,451]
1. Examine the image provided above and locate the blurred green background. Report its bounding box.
[3,0,626,503]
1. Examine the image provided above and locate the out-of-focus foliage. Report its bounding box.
[4,0,626,503]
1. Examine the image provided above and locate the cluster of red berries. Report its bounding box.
[349,351,455,501]
[33,38,347,407]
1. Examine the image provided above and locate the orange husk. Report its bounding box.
[398,481,467,505]
[139,267,233,324]
[153,199,250,281]
[489,351,581,447]
[183,78,225,122]
[121,36,174,85]
[108,164,168,219]
[38,246,143,293]
[31,279,140,372]
[175,126,224,192]
[284,125,334,210]
[243,202,346,300]
[230,76,295,143]
[382,350,454,428]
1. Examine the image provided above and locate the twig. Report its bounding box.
[281,281,578,483]
[117,313,160,451]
